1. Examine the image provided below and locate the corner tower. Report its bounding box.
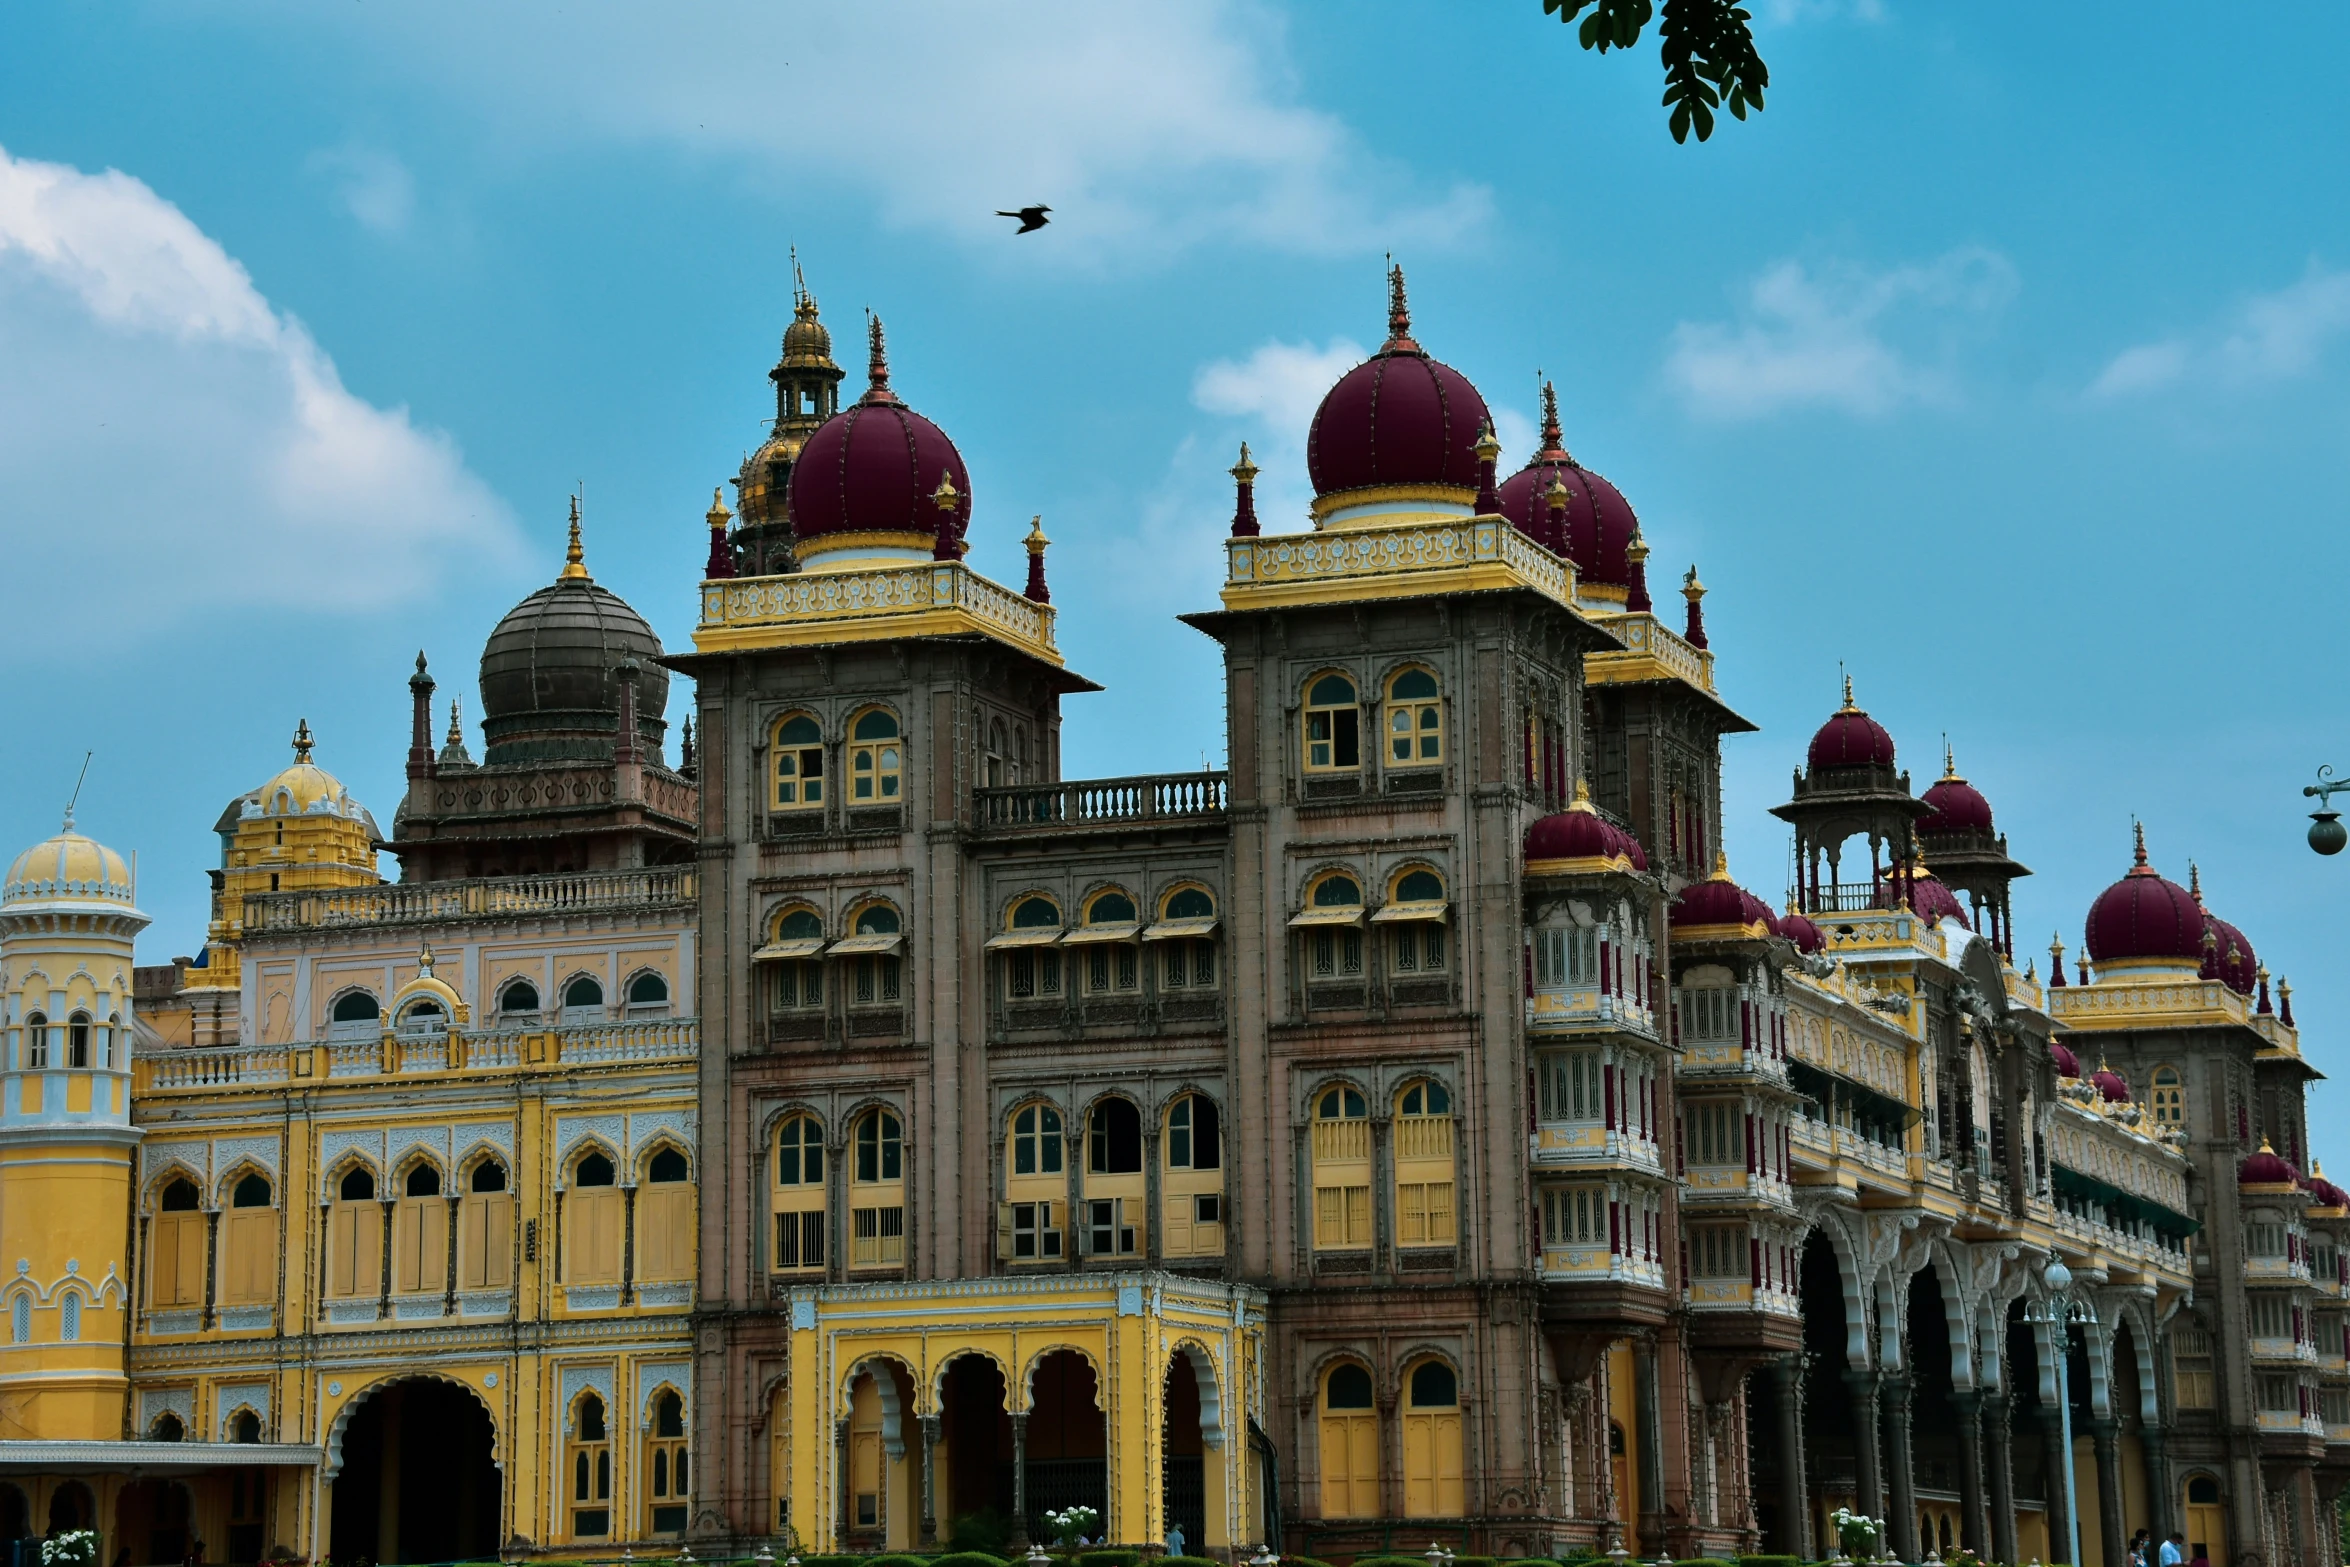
[0,815,148,1439]
[727,261,846,577]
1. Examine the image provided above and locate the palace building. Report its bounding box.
[0,267,2342,1567]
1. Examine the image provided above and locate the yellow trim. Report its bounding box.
[1309,482,1476,526]
[1583,611,1718,695]
[1222,515,1581,616]
[795,530,938,567]
[696,561,1064,667]
[1289,907,1365,928]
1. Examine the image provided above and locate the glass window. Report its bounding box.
[1011,896,1061,928]
[772,1117,826,1273]
[1088,1099,1143,1174]
[1165,886,1214,920]
[2152,1065,2185,1127]
[66,1013,90,1068]
[1385,668,1443,767]
[773,714,825,811]
[628,972,670,1006]
[571,1393,613,1538]
[849,710,902,802]
[1012,1104,1064,1175]
[499,980,541,1016]
[1167,1094,1221,1171]
[1087,890,1138,924]
[1312,1087,1372,1250]
[564,976,605,1010]
[1304,674,1361,772]
[233,1173,272,1208]
[855,1112,902,1184]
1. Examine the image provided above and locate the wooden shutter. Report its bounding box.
[639,1187,693,1281]
[223,1212,275,1305]
[481,1195,513,1288]
[572,1190,621,1284]
[331,1203,383,1299]
[397,1198,447,1294]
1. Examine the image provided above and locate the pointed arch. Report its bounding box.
[322,1373,501,1479]
[1169,1338,1226,1449]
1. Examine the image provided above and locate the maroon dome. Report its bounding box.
[2091,1066,2131,1104]
[1307,268,1490,499]
[1672,857,1775,934]
[2204,913,2258,996]
[1779,905,1825,954]
[1526,785,1650,872]
[2084,828,2204,965]
[2049,1040,2081,1078]
[1807,680,1896,770]
[2306,1167,2350,1210]
[1495,384,1639,585]
[1919,761,1994,838]
[1878,868,1970,928]
[789,318,972,546]
[2241,1142,2300,1187]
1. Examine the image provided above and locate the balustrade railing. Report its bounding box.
[137,1017,697,1090]
[242,867,696,932]
[974,772,1228,831]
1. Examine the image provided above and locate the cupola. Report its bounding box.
[1778,898,1825,955]
[1494,382,1640,597]
[1808,675,1897,770]
[1917,743,1994,838]
[2241,1139,2301,1190]
[2187,864,2259,996]
[1669,852,1778,939]
[2082,825,2204,976]
[786,316,973,569]
[1306,265,1492,527]
[1525,780,1648,874]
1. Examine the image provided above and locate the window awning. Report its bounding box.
[1141,917,1221,942]
[1370,901,1449,924]
[2052,1163,2202,1237]
[828,933,904,957]
[984,928,1065,950]
[1288,907,1365,928]
[1061,921,1143,945]
[751,938,829,961]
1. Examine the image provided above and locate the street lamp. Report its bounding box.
[2043,1257,2085,1567]
[2304,767,2349,854]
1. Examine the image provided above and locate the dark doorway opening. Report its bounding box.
[1162,1354,1206,1552]
[1025,1351,1107,1542]
[114,1480,193,1567]
[46,1483,93,1537]
[330,1380,501,1564]
[943,1354,1015,1536]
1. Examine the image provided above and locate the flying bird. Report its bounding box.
[997,205,1051,234]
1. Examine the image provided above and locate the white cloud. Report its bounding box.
[0,144,518,647]
[1665,248,2017,420]
[1192,336,1365,528]
[2093,266,2350,399]
[306,146,417,235]
[223,0,1489,261]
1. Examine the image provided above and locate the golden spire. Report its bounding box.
[419,942,437,978]
[1569,777,1596,811]
[1942,737,1957,779]
[862,313,898,404]
[1626,526,1650,566]
[932,471,960,514]
[1473,421,1501,467]
[706,486,732,530]
[446,698,463,747]
[1710,848,1732,880]
[2132,820,2149,870]
[1682,564,1707,603]
[2189,860,2203,904]
[292,719,314,764]
[560,494,589,580]
[1025,514,1050,556]
[1230,441,1259,486]
[1386,260,1411,344]
[1840,671,1857,712]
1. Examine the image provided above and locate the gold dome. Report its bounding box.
[219,721,382,833]
[735,429,807,528]
[780,290,833,367]
[4,820,135,907]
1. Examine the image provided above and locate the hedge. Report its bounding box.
[1159,1557,1226,1567]
[1079,1552,1143,1567]
[927,1556,1010,1567]
[1739,1557,1802,1567]
[867,1556,933,1567]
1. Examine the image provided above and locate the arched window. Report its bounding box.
[231,1410,261,1444]
[10,1293,27,1344]
[2183,1473,2226,1561]
[222,1173,276,1308]
[459,1158,514,1291]
[24,1012,47,1069]
[326,991,379,1042]
[1394,1080,1457,1247]
[570,1392,613,1539]
[638,1147,695,1283]
[1402,1359,1464,1517]
[772,1116,826,1273]
[848,709,902,802]
[1380,868,1448,974]
[986,718,1008,788]
[152,1412,184,1442]
[626,971,671,1016]
[1163,1094,1224,1258]
[2172,1323,2216,1408]
[766,907,827,1014]
[1004,1103,1065,1262]
[103,1013,120,1070]
[1075,889,1141,995]
[561,975,606,1025]
[567,1150,623,1288]
[58,1291,79,1343]
[2152,1065,2185,1128]
[1383,667,1443,767]
[849,1110,905,1268]
[152,1178,206,1309]
[1085,1098,1144,1256]
[66,1012,90,1069]
[646,1388,691,1535]
[839,904,903,1007]
[498,979,540,1020]
[1318,1362,1380,1518]
[996,894,1064,1002]
[772,713,825,812]
[1312,1086,1372,1251]
[397,998,446,1037]
[1297,874,1366,982]
[1152,885,1220,991]
[393,1164,447,1297]
[1304,673,1361,772]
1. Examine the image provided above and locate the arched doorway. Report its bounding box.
[1799,1234,1860,1528]
[941,1354,1014,1547]
[114,1480,193,1566]
[2183,1473,2226,1566]
[1906,1269,1964,1549]
[46,1482,93,1537]
[0,1484,25,1550]
[330,1379,501,1563]
[1163,1354,1206,1551]
[1025,1350,1106,1542]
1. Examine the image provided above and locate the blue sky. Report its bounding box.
[5,2,2349,1157]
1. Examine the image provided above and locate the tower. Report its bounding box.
[727,262,847,577]
[0,816,148,1440]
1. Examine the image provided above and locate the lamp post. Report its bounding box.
[2304,767,2349,854]
[2043,1257,2085,1567]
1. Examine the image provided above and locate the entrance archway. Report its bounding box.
[114,1480,193,1566]
[329,1379,501,1563]
[1163,1354,1205,1551]
[1799,1234,1860,1521]
[941,1354,1014,1542]
[46,1482,92,1536]
[0,1485,24,1549]
[1025,1350,1106,1542]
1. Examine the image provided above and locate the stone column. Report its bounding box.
[1951,1389,1988,1557]
[1009,1409,1031,1549]
[836,1417,852,1547]
[1844,1370,1885,1521]
[1633,1336,1666,1548]
[1883,1374,1919,1563]
[2039,1406,2072,1567]
[1986,1394,2018,1567]
[919,1413,941,1547]
[2141,1426,2168,1542]
[2092,1419,2126,1567]
[1771,1356,1811,1560]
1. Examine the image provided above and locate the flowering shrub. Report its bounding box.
[41,1533,99,1567]
[1829,1508,1883,1559]
[1044,1506,1099,1548]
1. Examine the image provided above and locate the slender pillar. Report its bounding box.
[2142,1426,2168,1542]
[836,1417,852,1548]
[2093,1419,2126,1567]
[1951,1389,1988,1556]
[919,1413,941,1547]
[1844,1370,1885,1521]
[1883,1374,1919,1563]
[1009,1410,1031,1549]
[2040,1407,2073,1567]
[1633,1336,1666,1548]
[1986,1394,2018,1567]
[1771,1356,1811,1560]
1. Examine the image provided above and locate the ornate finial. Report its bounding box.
[1023,515,1051,604]
[704,483,737,580]
[561,494,589,580]
[1472,421,1502,515]
[2259,1136,2276,1155]
[1539,381,1568,458]
[1710,848,1731,880]
[418,943,436,978]
[1386,261,1411,345]
[410,650,433,695]
[2258,963,2274,1015]
[1570,778,1595,811]
[2131,820,2149,871]
[1229,442,1260,538]
[1624,525,1652,613]
[863,313,898,404]
[446,699,463,747]
[2281,976,2296,1026]
[1840,670,1856,711]
[1943,737,1956,779]
[2077,954,2090,986]
[931,471,962,561]
[1473,422,1501,467]
[2048,932,2067,987]
[791,245,810,313]
[1681,565,1709,650]
[707,486,732,529]
[292,719,314,764]
[680,713,697,773]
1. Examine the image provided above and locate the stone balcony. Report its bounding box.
[242,866,695,934]
[137,1017,697,1094]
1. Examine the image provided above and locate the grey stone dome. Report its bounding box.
[478,575,669,766]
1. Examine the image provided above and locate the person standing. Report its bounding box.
[2160,1529,2187,1566]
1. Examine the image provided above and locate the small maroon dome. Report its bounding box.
[2049,1040,2081,1078]
[2203,914,2258,996]
[1919,756,1994,837]
[1672,857,1774,934]
[789,318,972,546]
[1879,868,1970,928]
[2241,1142,2300,1187]
[1307,268,1490,499]
[2306,1166,2349,1209]
[2091,1067,2131,1104]
[1779,906,1825,954]
[1807,680,1896,770]
[2084,828,2204,965]
[1495,384,1639,585]
[1526,785,1651,872]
